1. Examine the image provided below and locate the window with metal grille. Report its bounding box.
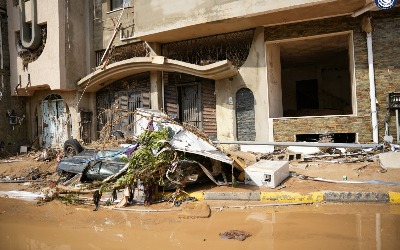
[110,0,131,11]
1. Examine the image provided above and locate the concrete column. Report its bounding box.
[266,43,283,118]
[150,71,163,110]
[147,42,161,56]
[148,42,163,110]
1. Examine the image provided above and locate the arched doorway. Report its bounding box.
[236,88,256,141]
[41,94,68,148]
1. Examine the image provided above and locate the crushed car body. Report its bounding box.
[56,109,234,190]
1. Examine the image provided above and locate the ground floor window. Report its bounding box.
[164,73,217,137]
[96,73,150,139]
[267,32,354,118]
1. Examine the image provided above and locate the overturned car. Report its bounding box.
[57,109,235,197]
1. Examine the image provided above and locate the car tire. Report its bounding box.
[63,139,83,157]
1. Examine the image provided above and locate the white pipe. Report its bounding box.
[367,32,379,143]
[376,213,381,250]
[396,109,400,143]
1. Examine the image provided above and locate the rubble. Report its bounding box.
[219,230,252,241]
[52,109,236,210]
[1,108,400,213]
[378,152,400,169]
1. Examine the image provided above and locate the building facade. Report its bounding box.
[0,0,27,157]
[5,0,400,151]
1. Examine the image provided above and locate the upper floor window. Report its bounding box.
[110,0,130,11]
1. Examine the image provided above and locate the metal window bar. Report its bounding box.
[95,42,149,67]
[128,92,142,133]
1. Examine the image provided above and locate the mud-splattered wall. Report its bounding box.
[0,0,28,156]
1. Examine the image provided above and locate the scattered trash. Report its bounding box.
[32,148,62,161]
[0,191,45,201]
[219,230,252,241]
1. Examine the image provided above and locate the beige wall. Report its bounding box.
[93,0,135,51]
[7,0,88,146]
[134,0,335,38]
[7,0,87,95]
[216,27,269,141]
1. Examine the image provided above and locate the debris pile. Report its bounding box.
[54,109,235,210]
[219,230,252,241]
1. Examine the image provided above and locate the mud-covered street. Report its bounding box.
[0,198,399,250]
[1,144,400,250]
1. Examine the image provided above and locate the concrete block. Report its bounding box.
[378,152,400,169]
[204,191,260,201]
[245,160,289,188]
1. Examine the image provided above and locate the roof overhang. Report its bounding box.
[135,0,369,43]
[77,57,238,92]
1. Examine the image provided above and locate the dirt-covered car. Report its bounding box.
[57,147,131,182]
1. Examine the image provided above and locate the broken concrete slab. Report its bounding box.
[228,151,257,166]
[378,152,400,169]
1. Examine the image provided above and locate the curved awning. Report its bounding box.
[77,57,238,92]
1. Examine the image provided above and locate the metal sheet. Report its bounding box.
[134,109,233,164]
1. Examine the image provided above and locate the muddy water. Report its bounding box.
[0,198,399,250]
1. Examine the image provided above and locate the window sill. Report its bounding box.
[107,5,133,14]
[270,114,358,120]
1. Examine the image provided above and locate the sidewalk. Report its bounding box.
[183,160,400,205]
[188,189,400,204]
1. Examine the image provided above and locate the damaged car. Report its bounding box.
[57,109,236,190]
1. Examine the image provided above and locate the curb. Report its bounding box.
[187,191,400,204]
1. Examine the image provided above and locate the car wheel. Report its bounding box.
[63,139,83,157]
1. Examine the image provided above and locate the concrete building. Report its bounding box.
[0,0,27,157]
[5,0,400,151]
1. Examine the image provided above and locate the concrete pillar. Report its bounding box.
[150,71,163,110]
[147,42,161,56]
[148,42,163,111]
[266,43,283,118]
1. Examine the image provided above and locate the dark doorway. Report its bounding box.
[296,79,319,110]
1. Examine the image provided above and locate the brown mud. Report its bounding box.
[0,198,400,250]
